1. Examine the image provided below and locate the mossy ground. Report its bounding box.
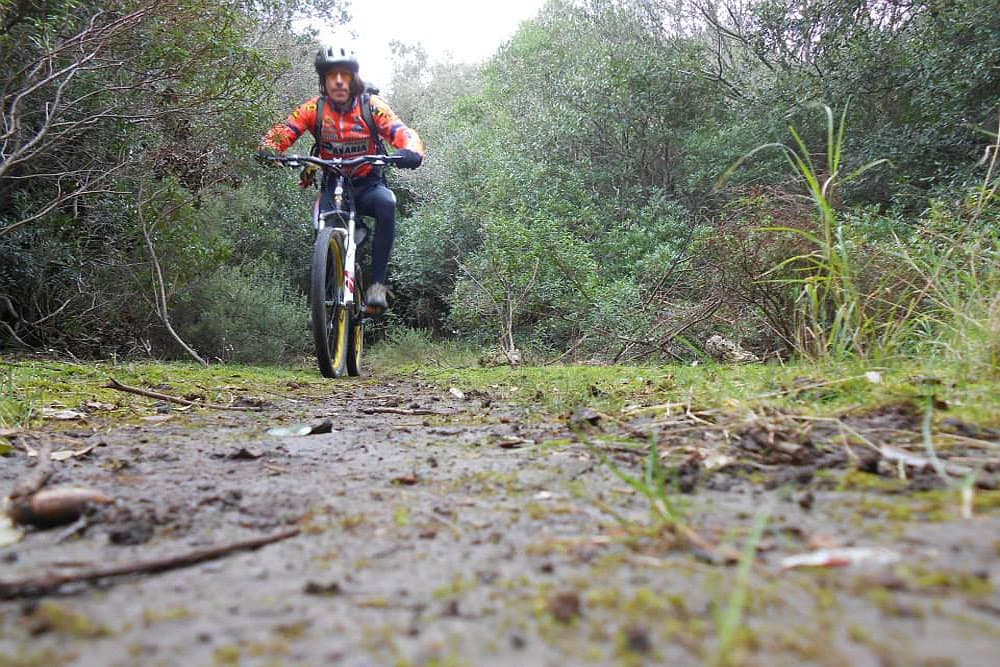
[1,351,998,666]
[4,350,997,431]
[401,358,999,427]
[0,356,332,429]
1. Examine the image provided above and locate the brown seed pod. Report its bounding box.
[5,486,114,528]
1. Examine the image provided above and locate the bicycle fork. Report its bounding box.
[344,215,357,307]
[315,179,358,309]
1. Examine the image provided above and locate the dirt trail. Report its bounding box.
[1,378,998,666]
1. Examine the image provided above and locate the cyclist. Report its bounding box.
[257,45,425,312]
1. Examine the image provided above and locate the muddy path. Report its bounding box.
[1,377,998,666]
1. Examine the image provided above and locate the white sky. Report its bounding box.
[315,0,548,91]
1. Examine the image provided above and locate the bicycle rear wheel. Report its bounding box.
[311,227,348,378]
[346,272,364,376]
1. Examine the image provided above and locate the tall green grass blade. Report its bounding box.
[711,504,772,667]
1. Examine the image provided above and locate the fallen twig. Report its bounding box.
[572,436,657,461]
[544,335,588,366]
[592,410,650,440]
[360,407,451,416]
[948,456,1000,465]
[602,444,650,458]
[0,527,300,599]
[7,437,53,500]
[621,402,708,417]
[822,426,999,450]
[721,374,880,404]
[913,431,999,450]
[685,407,715,426]
[419,510,463,540]
[675,523,741,561]
[104,378,263,411]
[643,422,706,436]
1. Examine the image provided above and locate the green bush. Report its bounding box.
[367,327,483,370]
[167,264,309,364]
[368,327,436,368]
[891,200,1000,374]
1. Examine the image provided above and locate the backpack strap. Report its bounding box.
[311,96,326,157]
[360,92,387,181]
[360,93,385,155]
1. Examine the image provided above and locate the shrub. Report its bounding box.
[891,201,1000,374]
[367,326,482,370]
[166,264,308,364]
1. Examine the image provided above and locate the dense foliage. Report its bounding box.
[2,0,997,370]
[391,0,999,366]
[1,0,342,360]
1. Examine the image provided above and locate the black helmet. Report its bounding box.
[314,45,359,75]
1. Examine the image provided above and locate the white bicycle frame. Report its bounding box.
[312,175,358,307]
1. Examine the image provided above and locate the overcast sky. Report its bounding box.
[315,0,549,90]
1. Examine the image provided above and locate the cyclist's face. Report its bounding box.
[325,69,353,103]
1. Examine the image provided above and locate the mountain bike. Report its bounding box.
[265,153,404,378]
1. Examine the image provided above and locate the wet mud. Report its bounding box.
[1,378,998,666]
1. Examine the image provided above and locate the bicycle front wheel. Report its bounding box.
[311,227,348,378]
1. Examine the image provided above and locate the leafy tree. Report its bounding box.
[0,0,346,354]
[3,0,996,363]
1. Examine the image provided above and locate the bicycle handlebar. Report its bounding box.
[264,154,403,171]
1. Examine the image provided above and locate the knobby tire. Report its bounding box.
[346,273,364,377]
[311,227,348,378]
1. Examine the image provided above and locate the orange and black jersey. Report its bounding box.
[261,95,425,179]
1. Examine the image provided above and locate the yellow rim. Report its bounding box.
[353,321,363,365]
[331,306,347,367]
[328,238,347,371]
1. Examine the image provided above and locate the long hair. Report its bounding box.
[319,74,366,99]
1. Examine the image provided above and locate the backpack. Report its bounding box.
[311,93,385,159]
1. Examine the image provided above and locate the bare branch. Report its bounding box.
[137,183,209,366]
[0,160,130,236]
[0,320,31,348]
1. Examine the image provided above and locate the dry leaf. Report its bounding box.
[49,445,96,462]
[267,419,333,437]
[6,486,114,528]
[498,436,529,449]
[548,591,582,623]
[392,474,420,486]
[0,515,24,547]
[806,533,842,550]
[41,408,86,421]
[780,547,900,570]
[140,415,173,424]
[268,424,314,437]
[703,453,734,471]
[226,447,264,460]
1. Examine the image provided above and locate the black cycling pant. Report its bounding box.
[320,174,396,285]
